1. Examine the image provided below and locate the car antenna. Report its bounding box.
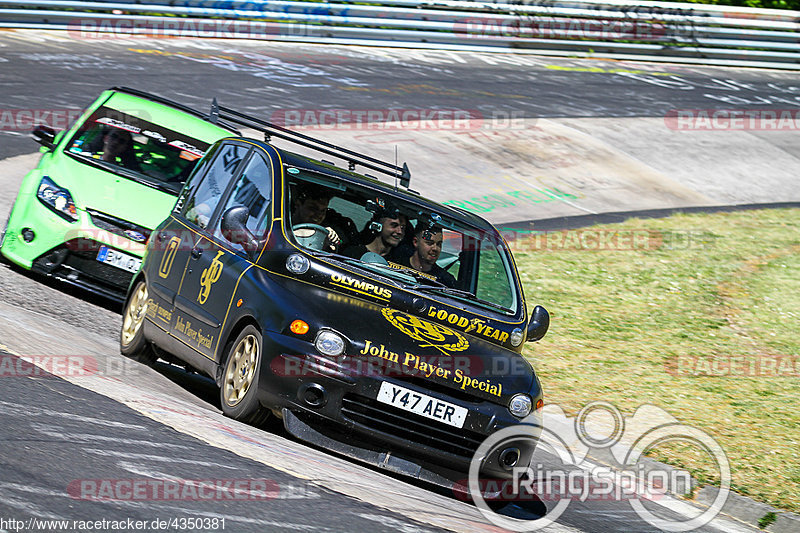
[210,98,219,124]
[394,145,399,190]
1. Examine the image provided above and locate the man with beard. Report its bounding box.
[397,225,457,288]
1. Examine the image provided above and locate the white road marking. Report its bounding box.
[82,448,241,469]
[0,400,149,430]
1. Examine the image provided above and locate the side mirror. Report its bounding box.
[220,206,259,255]
[526,305,549,342]
[31,125,57,150]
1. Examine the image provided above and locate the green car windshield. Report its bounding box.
[66,105,211,194]
[285,169,521,315]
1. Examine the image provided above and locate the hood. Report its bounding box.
[275,272,537,405]
[51,152,178,230]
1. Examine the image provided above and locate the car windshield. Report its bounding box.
[285,168,520,314]
[66,105,211,194]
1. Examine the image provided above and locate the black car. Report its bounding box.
[120,105,549,490]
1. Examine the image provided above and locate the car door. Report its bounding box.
[172,145,274,361]
[143,141,224,328]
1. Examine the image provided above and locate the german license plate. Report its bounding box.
[376,382,467,428]
[96,246,141,273]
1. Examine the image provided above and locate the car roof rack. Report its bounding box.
[111,86,241,135]
[210,100,412,189]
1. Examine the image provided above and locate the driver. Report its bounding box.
[291,184,357,252]
[95,128,141,171]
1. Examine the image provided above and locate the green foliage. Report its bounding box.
[758,511,777,528]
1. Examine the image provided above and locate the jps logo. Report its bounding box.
[198,251,225,304]
[381,308,469,356]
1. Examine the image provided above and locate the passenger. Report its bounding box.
[343,210,408,260]
[291,184,358,252]
[397,225,457,288]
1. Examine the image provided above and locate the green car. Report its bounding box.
[0,87,236,301]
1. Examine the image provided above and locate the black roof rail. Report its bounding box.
[212,101,411,189]
[110,86,241,135]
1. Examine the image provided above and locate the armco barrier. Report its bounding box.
[0,0,798,69]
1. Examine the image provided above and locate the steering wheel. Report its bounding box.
[292,223,329,250]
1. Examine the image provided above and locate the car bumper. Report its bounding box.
[1,196,146,300]
[257,330,542,487]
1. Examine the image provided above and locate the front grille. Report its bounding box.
[86,208,151,243]
[64,248,134,289]
[33,240,133,292]
[341,393,484,458]
[393,375,480,403]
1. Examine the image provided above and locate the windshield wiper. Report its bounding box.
[416,286,512,313]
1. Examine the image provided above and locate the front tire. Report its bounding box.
[120,280,157,365]
[220,325,270,425]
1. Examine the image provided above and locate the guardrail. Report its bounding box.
[0,0,798,69]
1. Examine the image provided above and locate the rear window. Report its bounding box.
[66,105,211,193]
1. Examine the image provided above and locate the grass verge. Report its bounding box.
[515,208,799,512]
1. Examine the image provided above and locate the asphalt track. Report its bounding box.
[0,29,797,532]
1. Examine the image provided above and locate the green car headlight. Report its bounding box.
[37,176,78,222]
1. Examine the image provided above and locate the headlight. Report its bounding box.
[314,330,346,357]
[510,328,524,347]
[37,176,77,222]
[286,253,310,274]
[509,393,532,418]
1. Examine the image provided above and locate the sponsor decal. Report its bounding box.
[158,236,181,278]
[174,315,215,351]
[386,260,436,281]
[145,298,173,325]
[381,308,469,356]
[198,251,225,304]
[330,273,392,300]
[426,305,510,343]
[361,339,501,396]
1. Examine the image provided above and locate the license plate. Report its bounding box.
[96,246,142,273]
[377,382,468,429]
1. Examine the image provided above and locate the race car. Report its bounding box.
[120,105,550,492]
[0,87,237,301]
